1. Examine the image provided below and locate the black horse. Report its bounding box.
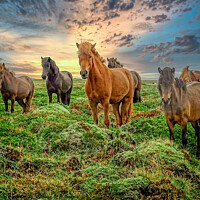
[41,57,73,105]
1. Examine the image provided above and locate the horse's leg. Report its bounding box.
[57,90,61,103]
[181,124,187,149]
[121,97,131,125]
[17,99,26,113]
[48,91,52,103]
[112,103,121,128]
[25,92,33,113]
[67,92,71,105]
[102,99,110,128]
[191,121,200,158]
[10,96,15,113]
[2,95,9,112]
[133,89,138,103]
[167,119,175,141]
[89,99,98,124]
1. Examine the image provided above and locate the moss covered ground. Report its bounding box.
[0,79,200,199]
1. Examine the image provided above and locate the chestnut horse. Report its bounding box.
[0,63,34,113]
[107,57,142,103]
[158,67,200,158]
[180,66,200,83]
[76,42,134,128]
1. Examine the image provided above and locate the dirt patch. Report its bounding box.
[133,109,161,119]
[0,146,23,162]
[65,157,82,172]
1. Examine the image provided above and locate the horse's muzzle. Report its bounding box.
[80,71,88,79]
[162,97,171,105]
[41,75,46,80]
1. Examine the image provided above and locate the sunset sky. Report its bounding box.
[0,0,199,79]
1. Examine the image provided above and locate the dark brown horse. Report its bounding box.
[76,42,134,128]
[0,63,34,113]
[107,57,142,103]
[158,67,200,158]
[180,66,200,83]
[41,57,73,105]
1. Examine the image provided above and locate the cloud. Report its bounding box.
[180,7,192,13]
[92,0,135,12]
[144,35,200,61]
[117,34,136,47]
[141,0,189,12]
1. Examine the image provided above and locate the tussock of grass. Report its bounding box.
[32,103,70,114]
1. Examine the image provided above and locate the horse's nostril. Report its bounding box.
[85,71,88,74]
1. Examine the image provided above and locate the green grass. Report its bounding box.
[0,79,200,199]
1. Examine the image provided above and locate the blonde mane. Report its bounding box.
[182,66,189,74]
[77,42,106,64]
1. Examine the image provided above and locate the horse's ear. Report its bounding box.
[171,67,175,73]
[92,43,96,49]
[76,43,79,48]
[41,56,43,60]
[3,63,5,67]
[186,66,189,70]
[107,58,109,61]
[158,67,162,74]
[114,58,117,62]
[48,57,51,62]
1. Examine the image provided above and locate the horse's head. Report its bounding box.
[41,57,59,79]
[158,67,175,105]
[107,57,117,68]
[180,66,191,83]
[76,42,96,79]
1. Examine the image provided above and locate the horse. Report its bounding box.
[107,57,142,103]
[0,63,34,113]
[76,42,134,128]
[180,66,200,83]
[41,57,73,105]
[107,57,123,68]
[158,67,200,158]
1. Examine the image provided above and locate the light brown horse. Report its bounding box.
[76,42,134,128]
[158,67,200,158]
[0,63,34,113]
[180,66,200,83]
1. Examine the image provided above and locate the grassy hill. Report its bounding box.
[0,79,200,199]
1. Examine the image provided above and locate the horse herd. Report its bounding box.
[0,41,200,158]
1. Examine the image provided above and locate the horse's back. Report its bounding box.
[18,76,34,90]
[60,71,73,92]
[187,81,200,93]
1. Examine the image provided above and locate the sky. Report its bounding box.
[0,0,199,79]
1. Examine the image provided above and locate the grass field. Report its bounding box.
[0,79,200,199]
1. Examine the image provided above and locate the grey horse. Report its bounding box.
[41,57,73,105]
[107,57,142,103]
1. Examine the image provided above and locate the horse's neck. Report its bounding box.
[171,83,186,107]
[48,72,59,81]
[88,55,109,84]
[2,71,16,91]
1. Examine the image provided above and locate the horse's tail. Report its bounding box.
[133,71,142,103]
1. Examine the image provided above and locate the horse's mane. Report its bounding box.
[175,78,187,92]
[78,42,106,64]
[0,63,15,76]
